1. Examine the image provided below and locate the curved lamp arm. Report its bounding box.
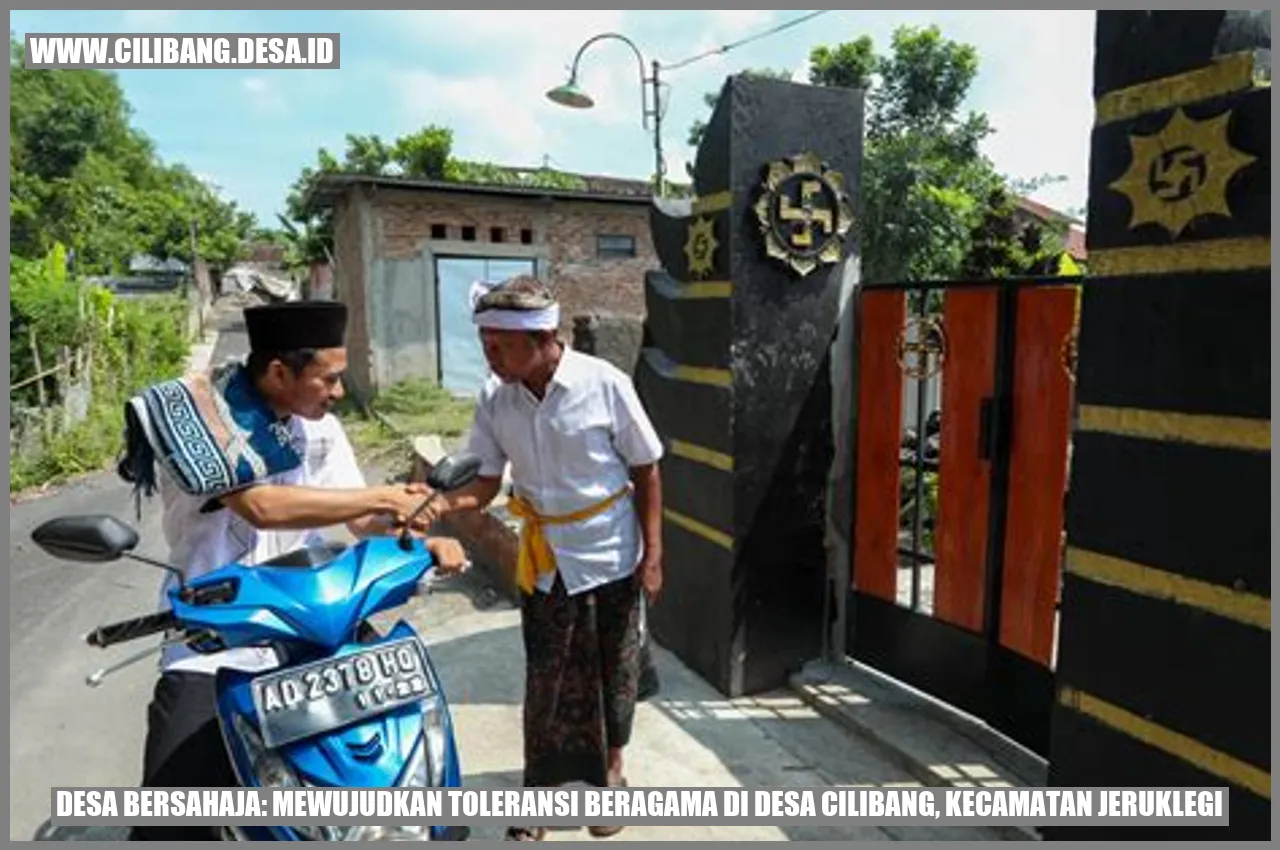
[565,32,655,129]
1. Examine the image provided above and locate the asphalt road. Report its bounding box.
[208,295,251,362]
[10,473,167,841]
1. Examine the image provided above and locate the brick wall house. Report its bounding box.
[304,173,657,401]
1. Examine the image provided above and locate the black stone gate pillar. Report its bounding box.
[634,74,864,696]
[1046,11,1270,840]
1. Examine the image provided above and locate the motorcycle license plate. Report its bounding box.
[250,637,433,749]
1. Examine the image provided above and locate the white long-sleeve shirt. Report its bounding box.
[463,348,665,596]
[154,412,366,674]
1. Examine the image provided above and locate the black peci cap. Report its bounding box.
[244,301,348,352]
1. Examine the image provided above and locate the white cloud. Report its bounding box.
[119,9,180,29]
[242,76,287,116]
[393,70,558,166]
[708,9,777,36]
[679,10,779,66]
[385,10,647,166]
[960,11,1096,212]
[117,9,241,33]
[384,11,809,171]
[377,10,1096,216]
[791,57,811,83]
[665,149,692,183]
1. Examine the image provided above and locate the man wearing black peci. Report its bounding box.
[117,300,469,840]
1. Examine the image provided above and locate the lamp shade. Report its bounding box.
[546,80,594,109]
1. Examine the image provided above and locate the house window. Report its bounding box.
[430,224,447,239]
[597,234,636,259]
[461,225,476,242]
[520,228,534,245]
[490,227,506,243]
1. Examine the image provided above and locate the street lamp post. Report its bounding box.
[546,33,666,197]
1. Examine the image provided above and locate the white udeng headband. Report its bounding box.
[472,305,560,331]
[468,279,560,331]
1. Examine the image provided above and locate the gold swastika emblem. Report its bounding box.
[897,317,946,380]
[753,152,855,277]
[1108,107,1256,239]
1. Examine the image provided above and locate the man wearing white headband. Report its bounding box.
[425,274,665,841]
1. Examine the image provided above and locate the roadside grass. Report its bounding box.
[336,379,476,469]
[10,285,192,495]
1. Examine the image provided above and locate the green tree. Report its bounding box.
[814,25,1002,283]
[9,37,258,489]
[281,124,592,266]
[959,187,1064,280]
[808,37,876,91]
[341,133,395,174]
[10,243,192,489]
[392,125,453,178]
[10,36,255,272]
[688,25,1068,286]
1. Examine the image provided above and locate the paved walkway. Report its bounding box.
[378,567,1027,842]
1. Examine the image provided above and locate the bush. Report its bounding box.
[10,244,193,491]
[899,466,939,554]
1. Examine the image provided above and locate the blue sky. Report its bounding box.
[11,9,1097,229]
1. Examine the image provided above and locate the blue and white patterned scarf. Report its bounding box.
[118,360,301,514]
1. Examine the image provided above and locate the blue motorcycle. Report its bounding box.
[31,453,485,841]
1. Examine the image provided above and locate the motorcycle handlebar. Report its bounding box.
[85,610,179,648]
[83,551,456,650]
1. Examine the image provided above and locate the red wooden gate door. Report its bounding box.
[848,279,1078,758]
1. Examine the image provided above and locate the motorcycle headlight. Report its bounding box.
[233,715,340,841]
[347,824,431,841]
[233,714,299,789]
[400,697,448,789]
[423,699,448,788]
[231,699,448,842]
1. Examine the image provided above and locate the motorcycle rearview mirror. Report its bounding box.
[31,515,186,586]
[397,452,484,551]
[32,515,138,562]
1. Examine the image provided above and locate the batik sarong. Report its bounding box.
[520,572,642,788]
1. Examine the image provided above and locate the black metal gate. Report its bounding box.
[848,276,1080,757]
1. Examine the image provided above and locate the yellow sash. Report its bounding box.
[507,486,632,594]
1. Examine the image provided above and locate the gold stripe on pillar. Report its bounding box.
[679,281,733,298]
[691,191,733,215]
[663,508,733,551]
[1077,405,1270,452]
[672,364,733,388]
[1088,236,1270,277]
[1065,547,1271,631]
[1095,49,1268,126]
[1059,687,1271,799]
[670,439,734,472]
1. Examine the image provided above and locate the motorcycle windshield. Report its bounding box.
[170,536,435,651]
